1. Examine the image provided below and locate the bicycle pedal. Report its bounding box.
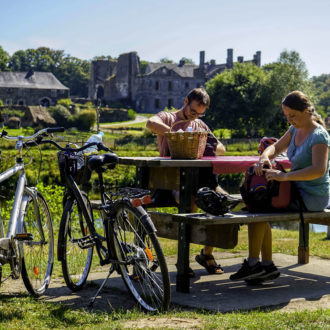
[76,235,96,249]
[15,233,33,241]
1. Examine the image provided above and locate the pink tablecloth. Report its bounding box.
[207,156,291,175]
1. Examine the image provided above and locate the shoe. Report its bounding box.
[230,259,265,281]
[195,249,224,275]
[245,262,280,284]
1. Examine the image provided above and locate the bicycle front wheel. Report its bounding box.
[110,201,170,312]
[58,195,93,291]
[21,191,54,297]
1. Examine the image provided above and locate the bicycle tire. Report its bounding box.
[110,201,170,311]
[21,191,54,297]
[58,194,93,291]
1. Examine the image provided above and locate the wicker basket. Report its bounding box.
[165,120,208,159]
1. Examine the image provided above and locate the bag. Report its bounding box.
[196,187,240,216]
[240,162,292,213]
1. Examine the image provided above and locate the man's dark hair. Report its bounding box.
[187,88,210,108]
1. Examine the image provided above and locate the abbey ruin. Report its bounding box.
[88,49,261,113]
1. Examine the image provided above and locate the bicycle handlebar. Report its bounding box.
[40,139,112,153]
[0,127,64,141]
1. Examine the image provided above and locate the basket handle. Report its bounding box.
[169,119,203,132]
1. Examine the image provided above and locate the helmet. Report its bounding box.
[258,137,278,155]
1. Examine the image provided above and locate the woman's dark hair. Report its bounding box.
[187,88,210,108]
[282,90,325,127]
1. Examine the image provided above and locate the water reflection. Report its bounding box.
[271,222,328,233]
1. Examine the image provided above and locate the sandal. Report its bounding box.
[195,249,224,275]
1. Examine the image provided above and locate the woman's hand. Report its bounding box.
[264,169,287,181]
[254,157,272,176]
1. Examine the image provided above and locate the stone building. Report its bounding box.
[88,49,261,113]
[0,70,69,107]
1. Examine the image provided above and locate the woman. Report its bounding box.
[230,90,330,283]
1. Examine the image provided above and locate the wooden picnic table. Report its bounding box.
[118,156,293,293]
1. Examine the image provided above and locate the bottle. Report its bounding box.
[83,131,104,155]
[76,131,104,170]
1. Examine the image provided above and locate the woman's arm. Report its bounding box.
[264,143,329,182]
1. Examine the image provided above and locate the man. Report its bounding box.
[146,88,227,276]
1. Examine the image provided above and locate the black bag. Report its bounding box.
[196,187,240,216]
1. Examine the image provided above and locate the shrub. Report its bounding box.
[72,109,96,131]
[57,98,72,108]
[49,105,71,127]
[0,99,3,106]
[7,116,21,128]
[128,108,136,120]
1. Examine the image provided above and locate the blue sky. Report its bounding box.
[1,0,329,77]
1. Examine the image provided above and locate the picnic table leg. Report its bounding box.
[136,166,149,189]
[298,221,309,264]
[176,167,197,293]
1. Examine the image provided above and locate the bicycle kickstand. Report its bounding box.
[88,265,115,308]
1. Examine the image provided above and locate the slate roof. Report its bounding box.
[0,71,69,90]
[145,63,198,78]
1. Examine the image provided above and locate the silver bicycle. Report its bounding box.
[0,127,63,296]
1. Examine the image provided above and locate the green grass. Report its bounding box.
[0,295,329,329]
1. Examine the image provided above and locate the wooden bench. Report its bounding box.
[148,209,330,293]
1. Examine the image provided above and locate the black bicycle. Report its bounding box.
[43,135,170,311]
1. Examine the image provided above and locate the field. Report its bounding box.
[0,125,329,328]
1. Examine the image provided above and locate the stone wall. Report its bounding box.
[0,87,69,107]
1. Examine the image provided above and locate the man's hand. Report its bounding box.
[146,116,170,136]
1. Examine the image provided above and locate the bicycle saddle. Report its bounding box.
[87,153,119,171]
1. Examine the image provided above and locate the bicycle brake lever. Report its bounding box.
[1,130,8,138]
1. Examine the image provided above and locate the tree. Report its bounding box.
[8,47,91,97]
[312,74,330,115]
[0,46,9,71]
[205,63,272,137]
[206,50,315,137]
[159,57,173,63]
[179,57,195,65]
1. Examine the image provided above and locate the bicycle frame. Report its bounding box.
[62,172,111,265]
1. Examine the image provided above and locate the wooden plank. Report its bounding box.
[149,212,238,249]
[118,156,213,168]
[172,209,330,226]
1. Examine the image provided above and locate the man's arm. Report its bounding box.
[146,115,170,136]
[216,141,226,156]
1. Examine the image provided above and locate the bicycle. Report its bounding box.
[0,127,62,296]
[43,135,170,311]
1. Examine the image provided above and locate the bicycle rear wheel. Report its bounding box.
[21,191,54,297]
[110,201,170,311]
[58,195,93,291]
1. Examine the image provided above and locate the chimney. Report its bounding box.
[210,59,216,66]
[226,49,233,68]
[199,51,205,67]
[25,69,34,79]
[237,56,244,63]
[179,59,185,67]
[255,51,261,66]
